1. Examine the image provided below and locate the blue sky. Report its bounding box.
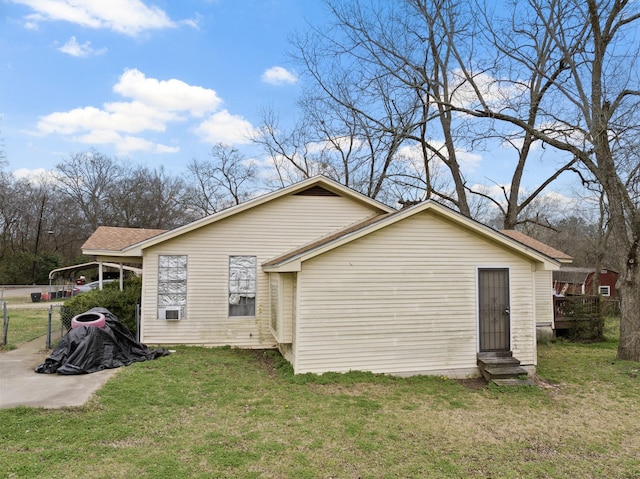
[1,0,324,177]
[1,0,583,204]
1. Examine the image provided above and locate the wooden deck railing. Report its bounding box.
[554,295,600,320]
[553,295,604,338]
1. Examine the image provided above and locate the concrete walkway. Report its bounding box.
[0,336,118,409]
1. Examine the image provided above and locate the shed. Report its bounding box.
[553,266,619,298]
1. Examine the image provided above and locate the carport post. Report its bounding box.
[98,261,104,289]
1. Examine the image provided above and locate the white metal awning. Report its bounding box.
[48,261,142,280]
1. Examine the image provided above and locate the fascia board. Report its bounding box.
[266,200,560,270]
[123,176,394,254]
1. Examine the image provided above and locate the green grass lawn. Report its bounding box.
[1,318,639,478]
[0,307,51,350]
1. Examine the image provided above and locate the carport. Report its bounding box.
[47,261,142,297]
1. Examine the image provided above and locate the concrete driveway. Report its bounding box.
[2,286,128,409]
[0,336,118,409]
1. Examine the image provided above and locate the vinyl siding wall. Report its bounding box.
[274,273,297,366]
[140,194,379,347]
[293,211,538,377]
[269,272,295,344]
[534,269,554,329]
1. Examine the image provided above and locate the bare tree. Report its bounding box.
[256,26,420,204]
[285,0,466,208]
[183,144,258,217]
[54,150,123,233]
[111,166,189,229]
[56,149,189,236]
[278,0,577,224]
[447,0,640,360]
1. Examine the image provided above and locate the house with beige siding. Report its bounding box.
[82,176,564,379]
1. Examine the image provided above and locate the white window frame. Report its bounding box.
[157,255,187,320]
[599,285,611,297]
[229,256,257,317]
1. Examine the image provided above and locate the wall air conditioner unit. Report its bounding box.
[159,307,182,321]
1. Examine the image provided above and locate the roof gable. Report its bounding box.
[264,213,391,267]
[82,176,395,255]
[293,185,340,196]
[264,200,561,272]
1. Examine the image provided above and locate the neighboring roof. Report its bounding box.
[553,266,619,285]
[264,200,561,272]
[553,267,591,284]
[107,176,394,255]
[499,230,573,263]
[82,226,166,253]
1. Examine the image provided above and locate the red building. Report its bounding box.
[553,267,619,298]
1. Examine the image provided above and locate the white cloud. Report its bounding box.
[261,66,298,85]
[114,69,221,117]
[11,0,178,36]
[37,102,177,135]
[36,69,225,153]
[58,36,106,57]
[115,135,175,154]
[23,20,39,30]
[195,110,258,145]
[469,183,582,216]
[397,141,483,173]
[304,136,364,155]
[469,183,511,199]
[449,69,526,110]
[456,149,483,172]
[73,130,178,154]
[12,167,48,181]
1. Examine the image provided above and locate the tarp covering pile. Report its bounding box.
[35,307,170,375]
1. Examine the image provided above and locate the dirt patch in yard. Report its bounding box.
[456,377,488,390]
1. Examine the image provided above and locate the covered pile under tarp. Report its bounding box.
[36,307,170,375]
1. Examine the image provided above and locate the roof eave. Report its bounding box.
[123,176,395,253]
[263,260,302,273]
[83,248,144,258]
[265,200,561,270]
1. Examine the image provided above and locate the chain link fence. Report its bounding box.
[2,303,140,349]
[1,303,73,349]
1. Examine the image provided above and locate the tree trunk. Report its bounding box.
[617,237,640,360]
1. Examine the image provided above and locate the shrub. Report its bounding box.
[568,298,605,341]
[61,276,142,334]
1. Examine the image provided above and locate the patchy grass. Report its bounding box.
[1,317,639,478]
[0,307,50,350]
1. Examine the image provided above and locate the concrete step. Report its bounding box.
[481,365,529,381]
[477,356,521,368]
[492,378,536,387]
[477,352,531,382]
